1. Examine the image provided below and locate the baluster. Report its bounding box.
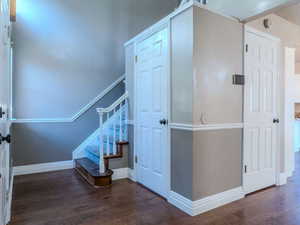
[124,98,128,141]
[99,111,105,173]
[119,103,123,142]
[106,113,110,156]
[113,108,117,155]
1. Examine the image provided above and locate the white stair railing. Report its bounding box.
[96,92,129,173]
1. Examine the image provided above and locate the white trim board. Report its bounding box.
[169,123,244,131]
[168,187,244,216]
[13,161,132,181]
[11,75,125,123]
[13,161,74,176]
[278,172,288,186]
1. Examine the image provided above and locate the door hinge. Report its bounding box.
[245,44,248,53]
[135,155,138,164]
[0,106,5,119]
[135,55,138,63]
[244,165,247,173]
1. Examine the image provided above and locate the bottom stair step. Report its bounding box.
[75,158,113,187]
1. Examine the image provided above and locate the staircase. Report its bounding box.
[75,92,129,187]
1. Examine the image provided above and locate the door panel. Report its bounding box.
[244,28,279,194]
[136,28,168,197]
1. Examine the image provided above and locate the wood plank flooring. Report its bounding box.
[10,153,300,225]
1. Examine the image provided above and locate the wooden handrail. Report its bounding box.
[96,92,129,114]
[10,0,16,22]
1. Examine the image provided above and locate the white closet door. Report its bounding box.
[136,28,168,197]
[244,28,279,194]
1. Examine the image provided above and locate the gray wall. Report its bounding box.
[171,129,194,199]
[12,84,125,167]
[125,44,135,169]
[12,0,179,166]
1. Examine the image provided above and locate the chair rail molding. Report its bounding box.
[11,75,125,123]
[169,123,244,131]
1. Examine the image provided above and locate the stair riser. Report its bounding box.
[75,160,113,187]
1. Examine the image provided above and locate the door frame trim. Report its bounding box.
[243,25,282,193]
[133,21,171,199]
[283,47,298,183]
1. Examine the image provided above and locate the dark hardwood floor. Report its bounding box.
[11,153,300,225]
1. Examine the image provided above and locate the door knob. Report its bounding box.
[159,119,168,125]
[0,133,11,145]
[273,118,280,124]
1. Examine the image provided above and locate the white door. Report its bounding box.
[0,0,13,224]
[244,27,279,194]
[135,28,168,198]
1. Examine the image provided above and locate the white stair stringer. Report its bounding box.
[72,128,100,160]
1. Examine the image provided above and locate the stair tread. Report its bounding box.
[75,158,112,177]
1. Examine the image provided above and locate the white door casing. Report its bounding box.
[135,27,168,198]
[284,48,298,178]
[0,0,13,224]
[244,27,280,194]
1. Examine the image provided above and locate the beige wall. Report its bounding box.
[193,7,243,124]
[247,14,300,48]
[170,6,243,125]
[171,7,194,124]
[276,3,300,27]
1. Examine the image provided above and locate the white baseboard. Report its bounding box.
[278,173,288,186]
[287,169,294,178]
[13,160,74,176]
[169,187,244,216]
[14,161,131,183]
[128,168,136,182]
[112,168,129,180]
[278,170,294,186]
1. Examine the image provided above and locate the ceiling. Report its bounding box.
[201,0,298,20]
